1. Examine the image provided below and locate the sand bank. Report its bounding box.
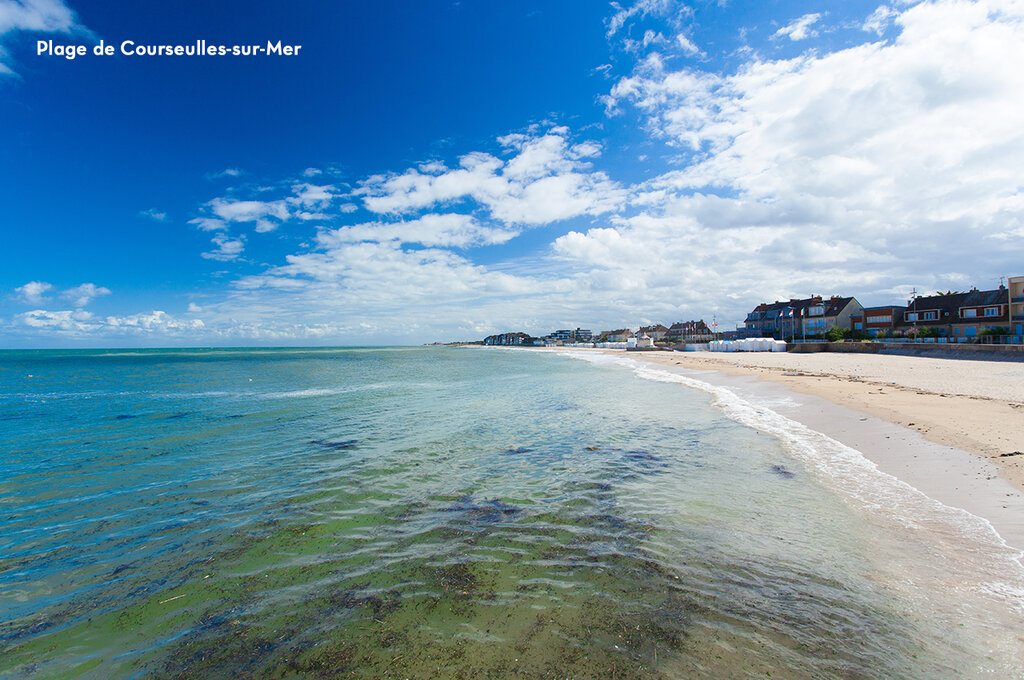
[622,349,1024,549]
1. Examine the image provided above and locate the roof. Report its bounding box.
[747,295,857,319]
[906,288,1006,321]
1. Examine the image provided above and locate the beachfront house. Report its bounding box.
[666,320,712,342]
[851,305,904,337]
[600,329,634,342]
[900,288,1011,339]
[812,296,863,337]
[744,295,862,339]
[638,324,669,341]
[1010,276,1024,338]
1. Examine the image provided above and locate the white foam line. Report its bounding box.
[560,350,1024,599]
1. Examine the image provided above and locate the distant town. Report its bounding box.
[480,275,1024,347]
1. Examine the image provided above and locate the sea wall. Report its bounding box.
[787,341,1024,361]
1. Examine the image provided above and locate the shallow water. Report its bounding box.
[1,347,1021,678]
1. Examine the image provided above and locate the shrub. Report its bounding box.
[825,326,850,342]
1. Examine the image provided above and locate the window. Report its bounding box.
[866,315,892,324]
[963,309,977,318]
[984,307,1000,317]
[921,311,938,321]
[854,322,863,330]
[905,312,918,322]
[808,305,824,316]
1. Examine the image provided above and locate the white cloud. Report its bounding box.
[863,5,898,35]
[607,0,685,38]
[0,0,92,76]
[318,213,518,249]
[357,129,626,225]
[140,208,168,221]
[676,34,702,56]
[206,168,243,180]
[18,308,97,332]
[103,310,205,333]
[15,308,204,337]
[580,0,1024,327]
[187,302,203,313]
[61,282,110,307]
[287,183,335,209]
[14,280,52,304]
[773,13,823,41]
[208,198,289,224]
[202,233,246,261]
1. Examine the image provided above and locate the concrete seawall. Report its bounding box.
[787,341,1024,361]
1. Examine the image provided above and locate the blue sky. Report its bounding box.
[2,0,1022,347]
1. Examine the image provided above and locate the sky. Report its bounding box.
[1,0,1023,347]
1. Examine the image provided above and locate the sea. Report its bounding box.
[1,346,1022,679]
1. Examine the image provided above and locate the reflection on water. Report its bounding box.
[0,347,1021,678]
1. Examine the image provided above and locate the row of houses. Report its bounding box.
[744,275,1024,340]
[482,320,714,346]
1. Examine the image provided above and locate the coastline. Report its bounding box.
[637,350,1024,484]
[544,346,1024,551]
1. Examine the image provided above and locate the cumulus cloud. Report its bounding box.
[16,308,204,337]
[189,179,338,256]
[773,13,823,41]
[18,308,98,332]
[201,232,246,261]
[357,128,626,225]
[576,0,1024,325]
[14,280,52,304]
[61,282,111,307]
[0,0,92,76]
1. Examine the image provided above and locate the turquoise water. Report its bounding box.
[1,347,1021,678]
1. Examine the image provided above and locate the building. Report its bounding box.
[811,296,863,337]
[666,320,711,342]
[850,305,903,337]
[900,288,1010,338]
[1008,276,1024,338]
[638,324,669,340]
[483,332,535,346]
[572,328,593,342]
[600,329,634,342]
[744,295,862,339]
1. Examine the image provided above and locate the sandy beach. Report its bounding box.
[614,348,1024,549]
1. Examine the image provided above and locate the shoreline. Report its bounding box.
[540,346,1024,551]
[636,349,1024,484]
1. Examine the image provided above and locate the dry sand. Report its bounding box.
[633,350,1024,491]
